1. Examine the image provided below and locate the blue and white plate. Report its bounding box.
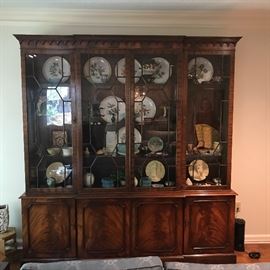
[42,56,71,83]
[84,56,112,83]
[188,57,214,84]
[99,96,125,123]
[134,96,156,122]
[115,58,142,84]
[142,57,171,84]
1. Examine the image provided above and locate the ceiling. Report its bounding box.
[2,0,270,10]
[1,0,269,30]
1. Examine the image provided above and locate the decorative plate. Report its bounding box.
[142,57,171,84]
[145,160,165,182]
[83,57,112,83]
[188,57,214,84]
[134,177,139,187]
[134,96,156,122]
[42,56,71,83]
[115,58,142,84]
[99,96,125,123]
[188,159,209,181]
[46,162,66,183]
[117,127,141,155]
[148,136,163,153]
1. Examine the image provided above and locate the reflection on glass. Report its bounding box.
[45,87,71,126]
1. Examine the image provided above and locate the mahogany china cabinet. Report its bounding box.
[16,34,240,263]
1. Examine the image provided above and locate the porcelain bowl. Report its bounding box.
[101,177,115,188]
[62,147,73,157]
[47,147,61,156]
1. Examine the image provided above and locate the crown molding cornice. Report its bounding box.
[14,34,240,50]
[0,8,270,31]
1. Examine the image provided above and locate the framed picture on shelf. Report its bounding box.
[52,130,67,147]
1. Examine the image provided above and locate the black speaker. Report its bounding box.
[234,218,245,251]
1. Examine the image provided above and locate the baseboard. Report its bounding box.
[245,234,270,243]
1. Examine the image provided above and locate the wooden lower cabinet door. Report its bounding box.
[132,199,183,257]
[21,197,76,258]
[184,196,235,256]
[77,199,130,258]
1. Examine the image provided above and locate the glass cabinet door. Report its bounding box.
[81,52,178,190]
[132,53,178,189]
[185,53,232,187]
[25,53,73,190]
[81,53,127,189]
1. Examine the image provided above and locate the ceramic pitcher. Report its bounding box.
[0,205,9,233]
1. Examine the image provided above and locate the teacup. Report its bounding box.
[47,147,61,156]
[62,147,73,157]
[101,177,114,188]
[140,176,151,187]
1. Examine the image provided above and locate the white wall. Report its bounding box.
[0,8,270,242]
